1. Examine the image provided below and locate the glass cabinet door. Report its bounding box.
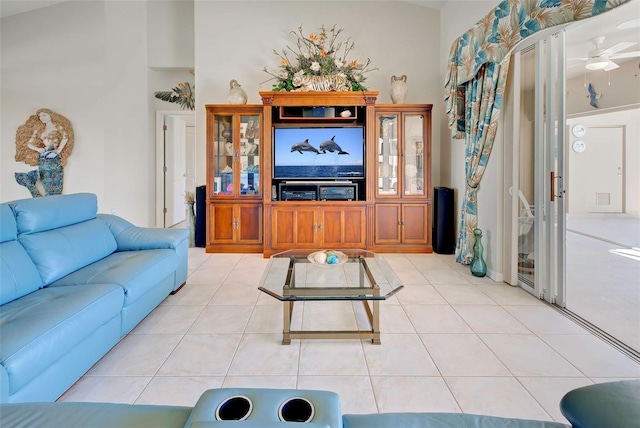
[213,114,234,196]
[239,115,260,196]
[377,114,399,196]
[403,114,425,196]
[212,112,261,198]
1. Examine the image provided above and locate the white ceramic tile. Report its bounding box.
[188,267,232,285]
[370,376,460,413]
[362,333,439,376]
[58,376,151,404]
[395,284,447,305]
[403,304,473,333]
[227,265,269,285]
[199,253,242,269]
[420,334,510,376]
[136,376,224,406]
[87,334,182,376]
[131,305,204,335]
[298,375,377,414]
[157,334,242,376]
[540,335,640,378]
[210,283,260,305]
[380,254,413,268]
[445,377,552,421]
[392,267,429,285]
[453,305,530,334]
[480,334,583,377]
[302,301,357,331]
[377,305,416,333]
[518,377,593,423]
[475,283,544,305]
[419,267,471,285]
[227,333,300,376]
[188,305,253,334]
[406,253,448,269]
[502,305,590,335]
[222,375,298,390]
[298,340,368,375]
[432,283,496,305]
[161,283,220,306]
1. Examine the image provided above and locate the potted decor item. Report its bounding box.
[263,24,377,92]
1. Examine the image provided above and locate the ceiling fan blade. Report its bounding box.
[610,50,640,59]
[599,41,637,57]
[568,57,589,61]
[603,61,620,71]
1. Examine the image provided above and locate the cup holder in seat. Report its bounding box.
[278,397,315,423]
[215,395,253,421]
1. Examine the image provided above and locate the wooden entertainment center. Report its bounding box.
[205,91,432,256]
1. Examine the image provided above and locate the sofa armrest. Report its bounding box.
[98,214,188,251]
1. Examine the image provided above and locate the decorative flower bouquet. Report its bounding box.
[263,25,377,92]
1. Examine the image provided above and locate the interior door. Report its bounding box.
[568,126,623,213]
[164,115,186,227]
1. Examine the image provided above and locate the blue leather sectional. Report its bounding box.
[0,193,188,403]
[0,387,575,427]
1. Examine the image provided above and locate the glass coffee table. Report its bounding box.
[258,249,403,345]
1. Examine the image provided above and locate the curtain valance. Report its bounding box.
[445,0,631,138]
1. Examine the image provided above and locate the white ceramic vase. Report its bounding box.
[390,75,408,104]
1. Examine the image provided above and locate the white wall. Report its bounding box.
[194,0,442,187]
[1,1,107,204]
[1,0,195,226]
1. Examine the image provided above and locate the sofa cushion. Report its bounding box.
[0,402,192,428]
[11,193,99,234]
[0,284,123,395]
[0,205,17,243]
[0,204,43,305]
[51,249,178,306]
[18,219,117,286]
[0,241,44,306]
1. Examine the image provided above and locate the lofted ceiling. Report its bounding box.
[2,0,638,78]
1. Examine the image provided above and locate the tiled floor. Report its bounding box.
[58,249,640,424]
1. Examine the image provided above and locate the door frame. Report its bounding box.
[155,110,195,228]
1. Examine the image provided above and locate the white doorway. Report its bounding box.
[155,111,195,228]
[567,125,624,214]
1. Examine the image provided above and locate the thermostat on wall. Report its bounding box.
[572,140,586,153]
[572,124,586,138]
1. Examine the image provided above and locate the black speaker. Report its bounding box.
[195,185,206,248]
[433,187,455,254]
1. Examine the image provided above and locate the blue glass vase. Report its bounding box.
[470,228,487,277]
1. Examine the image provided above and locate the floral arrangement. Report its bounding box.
[263,25,376,92]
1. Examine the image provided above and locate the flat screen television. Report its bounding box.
[272,126,365,180]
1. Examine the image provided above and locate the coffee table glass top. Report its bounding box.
[258,249,404,301]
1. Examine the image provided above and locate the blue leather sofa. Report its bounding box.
[0,193,188,403]
[0,387,572,427]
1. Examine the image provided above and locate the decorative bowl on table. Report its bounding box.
[307,250,348,266]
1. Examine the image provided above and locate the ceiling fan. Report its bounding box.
[569,36,640,71]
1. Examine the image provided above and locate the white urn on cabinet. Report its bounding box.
[227,79,248,105]
[390,75,408,104]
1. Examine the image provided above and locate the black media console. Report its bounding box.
[278,181,358,201]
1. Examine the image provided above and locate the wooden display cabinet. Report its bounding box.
[205,105,263,252]
[271,203,366,250]
[206,94,432,255]
[373,105,432,251]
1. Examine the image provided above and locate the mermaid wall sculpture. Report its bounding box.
[14,108,74,197]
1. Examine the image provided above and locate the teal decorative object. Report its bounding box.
[326,253,338,264]
[470,228,487,277]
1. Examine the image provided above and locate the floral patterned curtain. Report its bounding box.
[444,0,630,264]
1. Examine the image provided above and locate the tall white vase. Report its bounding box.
[390,75,408,104]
